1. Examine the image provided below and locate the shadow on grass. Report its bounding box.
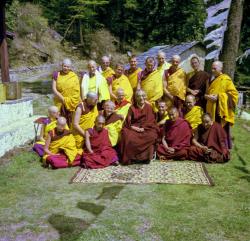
[96,185,124,200]
[77,202,105,216]
[48,214,89,241]
[234,145,247,165]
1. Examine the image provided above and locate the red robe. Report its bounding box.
[119,103,159,164]
[157,118,192,160]
[82,128,118,169]
[188,122,230,163]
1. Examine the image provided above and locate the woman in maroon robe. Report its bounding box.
[119,90,159,165]
[157,107,192,160]
[82,115,119,169]
[188,113,230,163]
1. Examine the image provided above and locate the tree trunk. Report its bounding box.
[220,0,245,80]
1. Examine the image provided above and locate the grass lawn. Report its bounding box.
[0,120,249,241]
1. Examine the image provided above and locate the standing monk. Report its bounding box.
[119,90,159,165]
[163,55,186,113]
[188,113,230,163]
[52,58,81,126]
[73,91,99,153]
[137,57,163,111]
[81,60,110,105]
[98,56,115,79]
[82,115,119,169]
[115,88,131,118]
[205,61,238,148]
[157,107,192,160]
[156,51,171,75]
[124,55,142,90]
[186,55,210,109]
[107,63,133,102]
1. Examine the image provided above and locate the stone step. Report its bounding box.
[0,115,41,157]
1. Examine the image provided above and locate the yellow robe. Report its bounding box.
[184,106,203,130]
[111,74,133,102]
[157,62,171,74]
[44,131,78,163]
[157,111,169,125]
[73,104,98,152]
[105,119,123,146]
[206,74,238,126]
[54,71,81,112]
[140,70,163,110]
[115,102,131,119]
[127,68,142,89]
[102,67,115,79]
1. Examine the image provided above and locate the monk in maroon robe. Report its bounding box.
[82,115,119,169]
[188,113,230,163]
[119,90,159,165]
[157,107,192,160]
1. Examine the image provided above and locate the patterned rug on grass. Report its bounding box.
[71,161,214,186]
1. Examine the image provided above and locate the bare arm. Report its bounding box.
[192,129,208,150]
[85,130,93,153]
[109,83,117,100]
[162,136,169,149]
[163,77,173,100]
[73,106,86,137]
[52,79,64,102]
[38,124,45,142]
[44,135,53,155]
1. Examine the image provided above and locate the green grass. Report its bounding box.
[0,120,249,241]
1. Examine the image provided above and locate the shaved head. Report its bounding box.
[62,58,72,66]
[48,105,59,113]
[57,116,67,125]
[172,55,181,61]
[116,88,124,95]
[102,56,110,62]
[86,91,98,99]
[95,115,106,131]
[168,107,179,121]
[96,115,105,123]
[185,94,196,110]
[88,60,97,67]
[104,100,115,109]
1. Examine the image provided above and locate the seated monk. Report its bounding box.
[119,90,159,165]
[43,117,81,169]
[52,58,81,126]
[124,55,142,91]
[163,55,186,114]
[82,115,119,169]
[101,100,123,147]
[157,107,192,160]
[114,88,131,118]
[73,91,99,153]
[98,55,115,79]
[184,94,203,131]
[188,113,230,163]
[33,106,60,157]
[107,63,133,102]
[155,100,169,128]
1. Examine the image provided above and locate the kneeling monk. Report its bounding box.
[119,90,159,165]
[43,117,81,169]
[82,115,119,169]
[188,113,230,163]
[157,107,192,160]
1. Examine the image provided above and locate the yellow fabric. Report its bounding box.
[141,70,163,107]
[184,106,203,130]
[105,119,123,146]
[111,74,133,102]
[73,105,98,151]
[206,74,238,126]
[44,133,78,163]
[115,103,131,119]
[157,62,171,73]
[102,67,115,79]
[157,111,169,125]
[127,68,142,89]
[54,71,80,112]
[35,120,57,145]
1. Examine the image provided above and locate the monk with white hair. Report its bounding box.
[73,91,99,153]
[81,60,110,104]
[157,51,171,74]
[163,55,186,113]
[205,60,238,148]
[33,106,61,157]
[98,55,115,79]
[43,117,81,169]
[114,88,131,118]
[52,58,81,126]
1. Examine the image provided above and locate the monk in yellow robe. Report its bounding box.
[52,58,81,126]
[155,100,169,127]
[43,117,81,169]
[98,55,115,79]
[163,55,186,113]
[33,106,60,157]
[156,51,171,75]
[73,91,99,153]
[101,100,123,147]
[81,60,110,105]
[107,63,133,102]
[184,94,203,131]
[205,61,238,148]
[137,57,163,111]
[114,88,131,118]
[124,55,142,90]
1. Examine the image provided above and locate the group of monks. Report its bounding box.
[33,52,239,169]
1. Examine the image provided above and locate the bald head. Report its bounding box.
[172,55,181,68]
[212,61,223,77]
[168,107,179,121]
[88,60,97,75]
[116,88,125,103]
[57,117,67,131]
[86,91,98,106]
[202,113,213,129]
[157,51,166,66]
[95,115,106,131]
[104,100,115,116]
[135,89,146,106]
[48,106,59,119]
[185,94,196,110]
[62,58,72,74]
[62,58,72,66]
[101,56,111,70]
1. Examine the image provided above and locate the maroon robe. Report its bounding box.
[188,70,210,109]
[82,128,118,169]
[119,103,159,165]
[157,118,192,160]
[188,122,230,163]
